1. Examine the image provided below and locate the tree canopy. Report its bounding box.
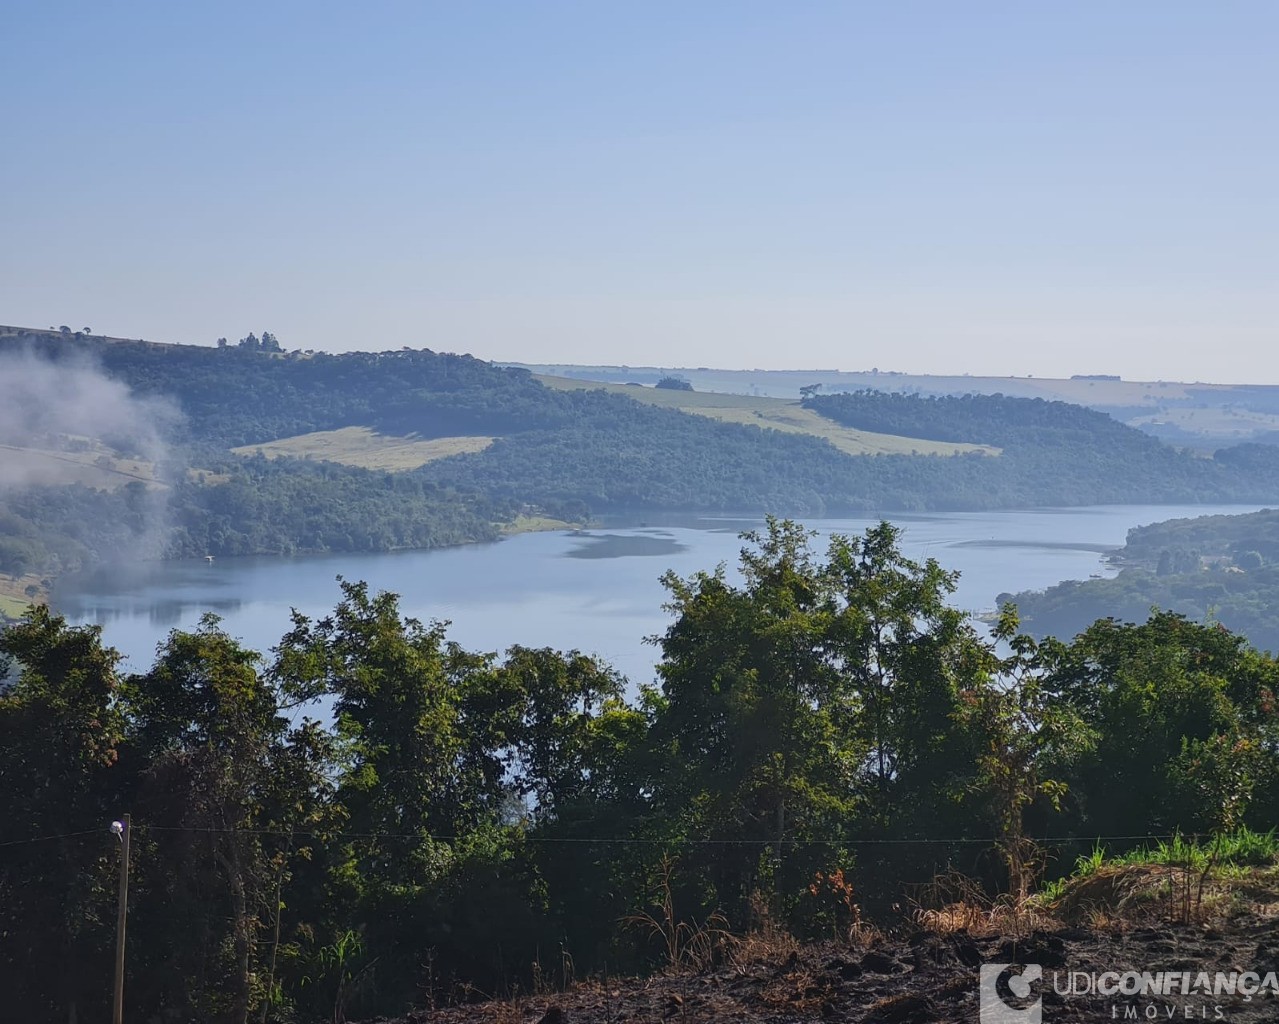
[5,522,1279,1022]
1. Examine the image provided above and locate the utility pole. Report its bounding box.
[112,814,131,1024]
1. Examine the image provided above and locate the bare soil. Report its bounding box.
[362,910,1279,1023]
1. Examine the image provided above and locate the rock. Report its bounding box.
[949,933,983,968]
[996,932,1067,968]
[861,949,903,974]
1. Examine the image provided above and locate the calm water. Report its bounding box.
[56,505,1267,684]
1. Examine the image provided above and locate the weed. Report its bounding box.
[805,867,862,941]
[622,855,731,972]
[725,892,801,970]
[910,870,1057,936]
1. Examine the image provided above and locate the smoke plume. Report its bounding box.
[0,348,177,489]
[0,347,181,566]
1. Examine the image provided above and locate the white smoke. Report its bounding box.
[0,348,178,490]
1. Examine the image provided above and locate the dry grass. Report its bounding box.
[231,427,495,470]
[498,514,579,536]
[1040,862,1279,930]
[0,573,47,617]
[624,856,733,974]
[0,442,160,490]
[1128,405,1279,439]
[725,894,801,972]
[758,967,834,1014]
[185,466,232,485]
[533,375,1001,457]
[909,871,1060,937]
[0,593,32,618]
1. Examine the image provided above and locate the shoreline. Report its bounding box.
[5,514,589,624]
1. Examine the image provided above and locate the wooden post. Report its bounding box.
[112,814,131,1024]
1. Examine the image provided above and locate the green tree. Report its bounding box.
[643,522,846,922]
[959,608,1095,897]
[272,580,526,1013]
[0,608,124,1024]
[124,614,326,1024]
[1050,612,1279,837]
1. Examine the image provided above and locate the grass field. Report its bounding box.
[0,443,159,489]
[1128,405,1279,440]
[523,363,1244,404]
[232,426,495,470]
[498,514,580,536]
[534,375,1000,457]
[0,594,30,618]
[186,467,232,485]
[0,572,47,618]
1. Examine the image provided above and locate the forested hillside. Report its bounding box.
[422,387,1279,515]
[4,522,1279,1022]
[4,330,574,447]
[5,330,1279,603]
[1001,507,1279,650]
[803,390,1243,506]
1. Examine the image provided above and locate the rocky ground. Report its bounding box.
[363,871,1279,1023]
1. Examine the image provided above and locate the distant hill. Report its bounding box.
[1001,507,1279,651]
[421,385,1275,517]
[533,374,999,457]
[513,360,1279,446]
[4,326,1279,599]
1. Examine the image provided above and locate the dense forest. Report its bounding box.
[6,332,1279,603]
[4,521,1278,1023]
[0,460,502,583]
[419,385,1279,514]
[802,390,1268,508]
[5,330,567,448]
[1001,508,1279,651]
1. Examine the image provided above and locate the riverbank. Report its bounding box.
[3,513,585,626]
[498,513,585,536]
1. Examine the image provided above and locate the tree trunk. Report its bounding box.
[218,837,253,1024]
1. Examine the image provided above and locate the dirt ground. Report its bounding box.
[361,907,1279,1024]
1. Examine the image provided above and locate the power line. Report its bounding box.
[0,822,1224,850]
[134,823,1189,847]
[0,828,101,849]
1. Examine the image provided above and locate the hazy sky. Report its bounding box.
[4,2,1277,380]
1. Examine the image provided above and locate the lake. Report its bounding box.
[55,504,1266,684]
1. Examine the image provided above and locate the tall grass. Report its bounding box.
[1043,827,1279,897]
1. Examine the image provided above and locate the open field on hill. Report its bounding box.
[0,593,31,618]
[1128,404,1279,440]
[523,363,1240,403]
[0,442,159,489]
[498,513,580,535]
[0,573,47,617]
[231,426,495,470]
[534,375,1001,457]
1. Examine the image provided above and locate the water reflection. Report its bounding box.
[950,539,1119,553]
[565,532,688,559]
[62,596,245,629]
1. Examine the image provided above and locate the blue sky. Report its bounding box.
[4,1,1276,380]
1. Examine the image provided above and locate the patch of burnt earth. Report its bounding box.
[359,908,1279,1024]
